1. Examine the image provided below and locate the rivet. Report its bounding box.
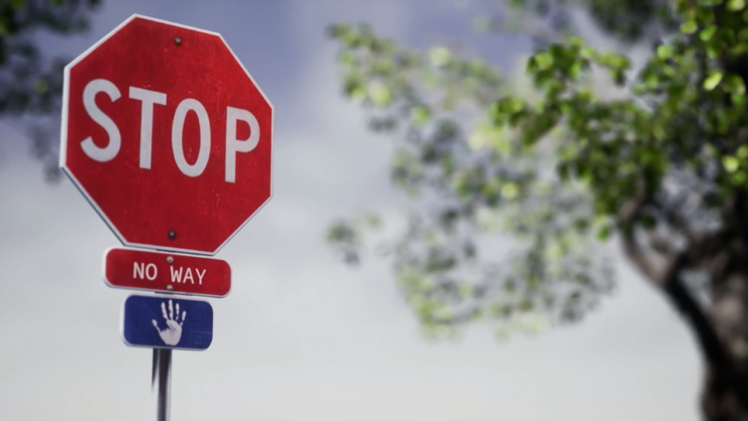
[174,36,182,46]
[168,230,176,240]
[166,256,174,264]
[166,285,174,291]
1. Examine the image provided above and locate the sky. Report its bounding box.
[0,1,702,420]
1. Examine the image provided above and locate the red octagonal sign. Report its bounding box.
[60,15,273,255]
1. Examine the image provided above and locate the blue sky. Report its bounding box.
[0,1,701,420]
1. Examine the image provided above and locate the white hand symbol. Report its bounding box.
[151,299,187,346]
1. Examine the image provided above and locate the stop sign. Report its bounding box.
[60,15,272,255]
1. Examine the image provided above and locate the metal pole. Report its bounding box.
[152,348,172,421]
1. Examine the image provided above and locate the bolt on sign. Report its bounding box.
[60,14,273,419]
[61,14,273,256]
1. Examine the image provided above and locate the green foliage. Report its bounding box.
[328,0,748,341]
[0,0,99,114]
[0,0,99,180]
[328,21,614,339]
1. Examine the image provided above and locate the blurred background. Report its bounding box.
[0,1,701,420]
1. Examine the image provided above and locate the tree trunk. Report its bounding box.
[700,271,748,421]
[702,365,748,421]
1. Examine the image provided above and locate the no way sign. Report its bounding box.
[104,248,231,297]
[60,14,273,255]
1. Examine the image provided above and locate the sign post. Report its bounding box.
[60,14,273,420]
[152,349,172,421]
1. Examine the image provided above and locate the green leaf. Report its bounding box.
[704,72,724,90]
[680,21,698,34]
[534,52,554,70]
[724,75,746,94]
[723,156,740,173]
[568,37,584,47]
[429,46,452,67]
[500,182,519,199]
[738,146,748,159]
[467,123,507,152]
[656,45,674,59]
[367,81,391,105]
[732,171,748,186]
[732,93,746,108]
[410,106,430,127]
[729,0,746,11]
[596,225,611,241]
[580,47,596,59]
[700,25,717,42]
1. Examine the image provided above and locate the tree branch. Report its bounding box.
[618,176,727,366]
[662,254,726,365]
[623,231,725,365]
[621,230,667,284]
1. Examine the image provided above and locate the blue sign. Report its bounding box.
[122,295,213,351]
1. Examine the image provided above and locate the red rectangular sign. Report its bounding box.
[104,247,231,297]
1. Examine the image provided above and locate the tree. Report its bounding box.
[0,0,99,180]
[327,1,748,419]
